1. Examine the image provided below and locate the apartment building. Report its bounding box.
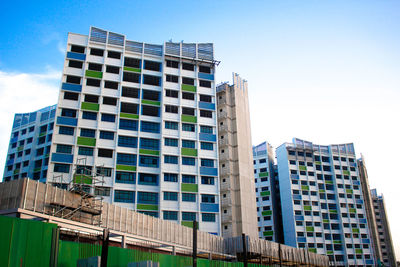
[46,27,220,234]
[3,105,57,182]
[216,74,258,238]
[276,138,375,266]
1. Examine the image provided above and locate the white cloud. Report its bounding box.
[0,69,60,179]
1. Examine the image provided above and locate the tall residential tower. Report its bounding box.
[46,27,220,234]
[216,74,258,238]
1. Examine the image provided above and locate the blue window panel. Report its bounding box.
[164,138,178,147]
[200,203,219,212]
[198,102,215,110]
[101,113,116,122]
[82,111,97,120]
[164,155,178,164]
[366,260,374,265]
[164,173,178,182]
[182,157,196,166]
[295,215,304,221]
[100,131,114,140]
[297,237,306,243]
[10,136,18,143]
[62,83,82,92]
[140,121,160,133]
[293,195,302,200]
[199,133,216,142]
[138,173,158,186]
[116,153,137,166]
[66,51,86,61]
[118,136,138,148]
[140,138,160,150]
[114,190,135,203]
[163,211,178,220]
[139,155,159,168]
[356,199,363,204]
[352,181,360,185]
[57,116,77,126]
[116,171,136,184]
[163,191,178,201]
[290,174,300,180]
[137,191,158,204]
[80,128,95,137]
[362,239,370,244]
[359,218,367,224]
[202,213,216,222]
[198,72,214,80]
[6,159,14,166]
[199,167,218,176]
[119,119,138,131]
[51,153,74,163]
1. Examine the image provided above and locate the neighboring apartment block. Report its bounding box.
[253,141,280,242]
[3,105,57,182]
[46,27,220,234]
[276,138,375,266]
[371,189,397,267]
[216,74,258,238]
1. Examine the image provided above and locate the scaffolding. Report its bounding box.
[50,157,105,226]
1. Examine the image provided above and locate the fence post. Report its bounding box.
[193,221,197,267]
[101,228,109,267]
[242,234,248,267]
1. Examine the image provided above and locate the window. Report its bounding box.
[164,138,178,147]
[68,60,83,69]
[182,123,195,132]
[200,126,213,134]
[199,80,211,88]
[182,92,195,100]
[101,113,116,122]
[124,57,141,68]
[82,111,97,120]
[122,87,139,98]
[88,63,102,72]
[119,119,138,131]
[163,211,178,220]
[144,60,161,72]
[66,75,81,84]
[202,213,216,222]
[182,157,195,166]
[201,142,213,150]
[166,60,179,68]
[59,126,74,135]
[103,97,117,106]
[201,176,215,185]
[182,211,196,220]
[80,128,95,137]
[141,105,160,117]
[78,147,94,156]
[56,144,72,154]
[108,51,121,59]
[115,171,135,184]
[139,155,159,168]
[166,74,178,83]
[71,45,85,53]
[123,72,140,83]
[118,136,137,148]
[64,91,79,101]
[164,155,178,164]
[94,187,110,197]
[182,62,195,71]
[201,194,215,203]
[96,167,112,177]
[117,153,137,166]
[90,48,104,56]
[164,191,178,201]
[106,65,119,74]
[142,89,160,101]
[165,105,178,113]
[140,121,160,133]
[86,78,101,87]
[201,159,214,167]
[143,75,160,86]
[137,192,158,204]
[114,190,135,203]
[164,173,178,182]
[182,107,195,116]
[100,131,114,140]
[200,110,212,118]
[61,108,77,118]
[182,175,195,184]
[182,139,195,148]
[98,148,113,158]
[182,77,194,85]
[199,65,211,74]
[165,89,178,98]
[104,80,119,90]
[140,138,159,150]
[138,173,158,185]
[54,163,70,173]
[165,121,178,130]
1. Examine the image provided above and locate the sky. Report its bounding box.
[1,0,399,259]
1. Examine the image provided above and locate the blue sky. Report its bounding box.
[1,0,400,258]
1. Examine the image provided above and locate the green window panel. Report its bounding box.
[123,66,141,73]
[17,146,24,151]
[355,249,363,254]
[260,191,270,196]
[85,70,103,78]
[137,204,158,211]
[181,148,197,157]
[319,189,325,193]
[116,165,136,172]
[299,165,307,171]
[308,248,317,253]
[314,161,321,165]
[304,205,312,211]
[326,251,333,255]
[181,183,198,192]
[181,221,198,229]
[301,185,309,190]
[329,209,337,214]
[263,230,273,236]
[73,174,92,184]
[306,226,314,232]
[346,189,353,194]
[141,99,160,106]
[81,102,100,111]
[120,113,139,119]
[323,219,329,223]
[261,210,272,216]
[325,181,333,184]
[13,169,20,174]
[181,84,197,92]
[39,132,47,137]
[349,208,356,213]
[77,137,96,147]
[181,115,197,123]
[333,240,342,244]
[352,228,360,233]
[139,149,160,156]
[259,172,268,177]
[343,170,350,175]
